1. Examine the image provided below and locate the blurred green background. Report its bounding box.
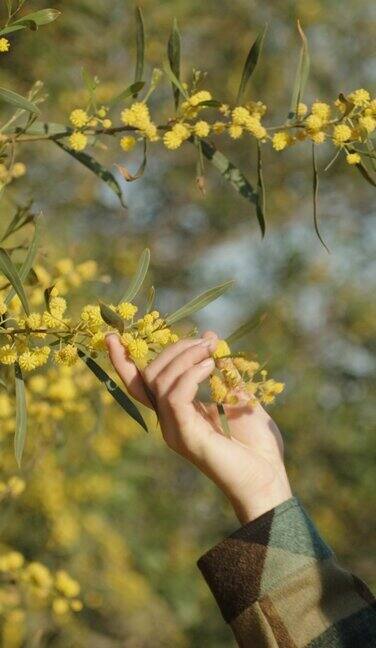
[1,0,375,645]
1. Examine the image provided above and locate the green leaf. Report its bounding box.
[312,144,329,252]
[197,99,222,108]
[345,147,376,187]
[165,280,234,326]
[10,121,68,137]
[109,82,145,108]
[237,24,267,104]
[120,248,150,303]
[13,8,60,29]
[0,88,40,115]
[78,351,148,433]
[226,312,267,346]
[134,6,145,96]
[0,248,30,315]
[55,141,126,208]
[217,403,231,436]
[167,18,181,109]
[99,302,124,334]
[14,363,27,467]
[5,218,41,306]
[256,142,266,237]
[146,286,156,313]
[198,139,261,226]
[288,20,310,120]
[163,60,188,100]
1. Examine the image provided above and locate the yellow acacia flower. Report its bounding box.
[102,118,112,129]
[11,162,26,178]
[311,102,331,122]
[25,313,42,330]
[209,374,227,404]
[259,378,285,404]
[346,152,361,165]
[76,260,97,280]
[233,357,260,375]
[311,131,326,144]
[272,131,291,151]
[70,599,83,612]
[212,121,226,134]
[55,345,78,367]
[244,115,267,139]
[232,107,250,125]
[297,102,308,118]
[172,123,191,140]
[305,114,322,131]
[194,120,210,137]
[90,331,106,350]
[348,88,370,107]
[188,90,212,107]
[213,339,231,359]
[163,130,183,149]
[0,38,10,53]
[121,102,150,130]
[228,124,243,139]
[0,345,17,365]
[52,597,69,615]
[359,115,376,133]
[148,329,172,346]
[80,304,102,331]
[117,302,138,319]
[97,107,107,118]
[120,135,136,152]
[333,123,352,145]
[50,296,67,318]
[0,551,24,571]
[0,295,6,315]
[55,569,80,598]
[126,337,149,362]
[69,132,88,151]
[69,109,89,128]
[8,476,25,497]
[25,562,53,591]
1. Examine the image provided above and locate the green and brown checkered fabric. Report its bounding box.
[197,497,376,647]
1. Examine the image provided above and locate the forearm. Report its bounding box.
[198,497,376,647]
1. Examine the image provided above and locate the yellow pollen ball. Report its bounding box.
[69,109,89,128]
[69,132,88,151]
[346,152,361,165]
[0,38,10,53]
[120,136,136,152]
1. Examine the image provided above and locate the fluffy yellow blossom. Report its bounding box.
[244,115,267,139]
[69,109,89,128]
[0,38,10,52]
[144,122,159,141]
[148,329,172,345]
[76,260,97,280]
[69,132,88,151]
[233,357,260,374]
[209,374,227,404]
[55,345,78,367]
[311,131,326,144]
[305,114,322,131]
[71,599,83,612]
[55,570,80,598]
[333,123,352,144]
[348,88,370,107]
[117,302,138,319]
[11,162,26,178]
[121,102,150,130]
[259,378,285,404]
[187,90,212,107]
[0,551,24,571]
[8,476,25,496]
[172,123,191,140]
[90,331,106,350]
[272,131,291,151]
[297,102,308,118]
[56,258,74,274]
[25,562,53,591]
[123,336,149,362]
[346,152,361,165]
[102,118,112,129]
[228,124,243,139]
[28,375,47,393]
[212,121,226,134]
[0,295,6,315]
[80,304,103,331]
[19,347,50,372]
[0,345,17,365]
[213,339,231,359]
[359,115,376,133]
[163,130,183,149]
[311,102,331,122]
[232,107,250,125]
[52,597,69,615]
[194,120,210,137]
[120,135,136,152]
[50,296,67,318]
[25,313,42,330]
[97,107,107,118]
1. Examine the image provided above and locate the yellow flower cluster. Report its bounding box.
[0,161,27,185]
[0,37,10,53]
[210,340,284,407]
[68,105,112,151]
[121,102,159,141]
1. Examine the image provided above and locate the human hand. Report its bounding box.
[106,331,292,524]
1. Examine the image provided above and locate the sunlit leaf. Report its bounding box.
[0,248,30,314]
[166,280,234,326]
[109,82,145,108]
[0,88,40,115]
[226,312,267,346]
[163,60,188,100]
[55,141,127,208]
[0,8,60,35]
[134,6,145,97]
[78,351,148,432]
[5,217,41,306]
[312,144,329,252]
[256,142,266,237]
[120,248,150,303]
[237,24,267,104]
[14,363,27,467]
[167,18,181,109]
[99,302,124,334]
[288,20,310,120]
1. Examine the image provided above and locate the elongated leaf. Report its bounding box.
[99,302,124,334]
[13,8,60,29]
[55,141,126,208]
[0,88,40,115]
[312,145,329,252]
[217,403,231,437]
[5,218,41,306]
[288,20,310,120]
[14,363,27,467]
[120,248,150,303]
[134,6,145,97]
[78,351,148,432]
[0,248,29,314]
[237,24,267,104]
[109,82,145,108]
[345,148,376,187]
[0,204,34,243]
[163,60,188,99]
[226,313,267,346]
[197,99,222,108]
[166,280,234,326]
[337,93,355,120]
[0,25,26,36]
[82,68,98,95]
[167,18,181,109]
[8,121,68,137]
[256,142,266,237]
[198,140,260,225]
[146,286,156,313]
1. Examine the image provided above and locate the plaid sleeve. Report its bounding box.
[197,497,376,647]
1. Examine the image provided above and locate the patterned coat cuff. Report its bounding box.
[197,496,332,624]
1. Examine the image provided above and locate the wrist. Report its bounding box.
[230,468,292,526]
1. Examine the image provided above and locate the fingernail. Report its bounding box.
[199,339,213,347]
[105,332,118,343]
[199,358,215,368]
